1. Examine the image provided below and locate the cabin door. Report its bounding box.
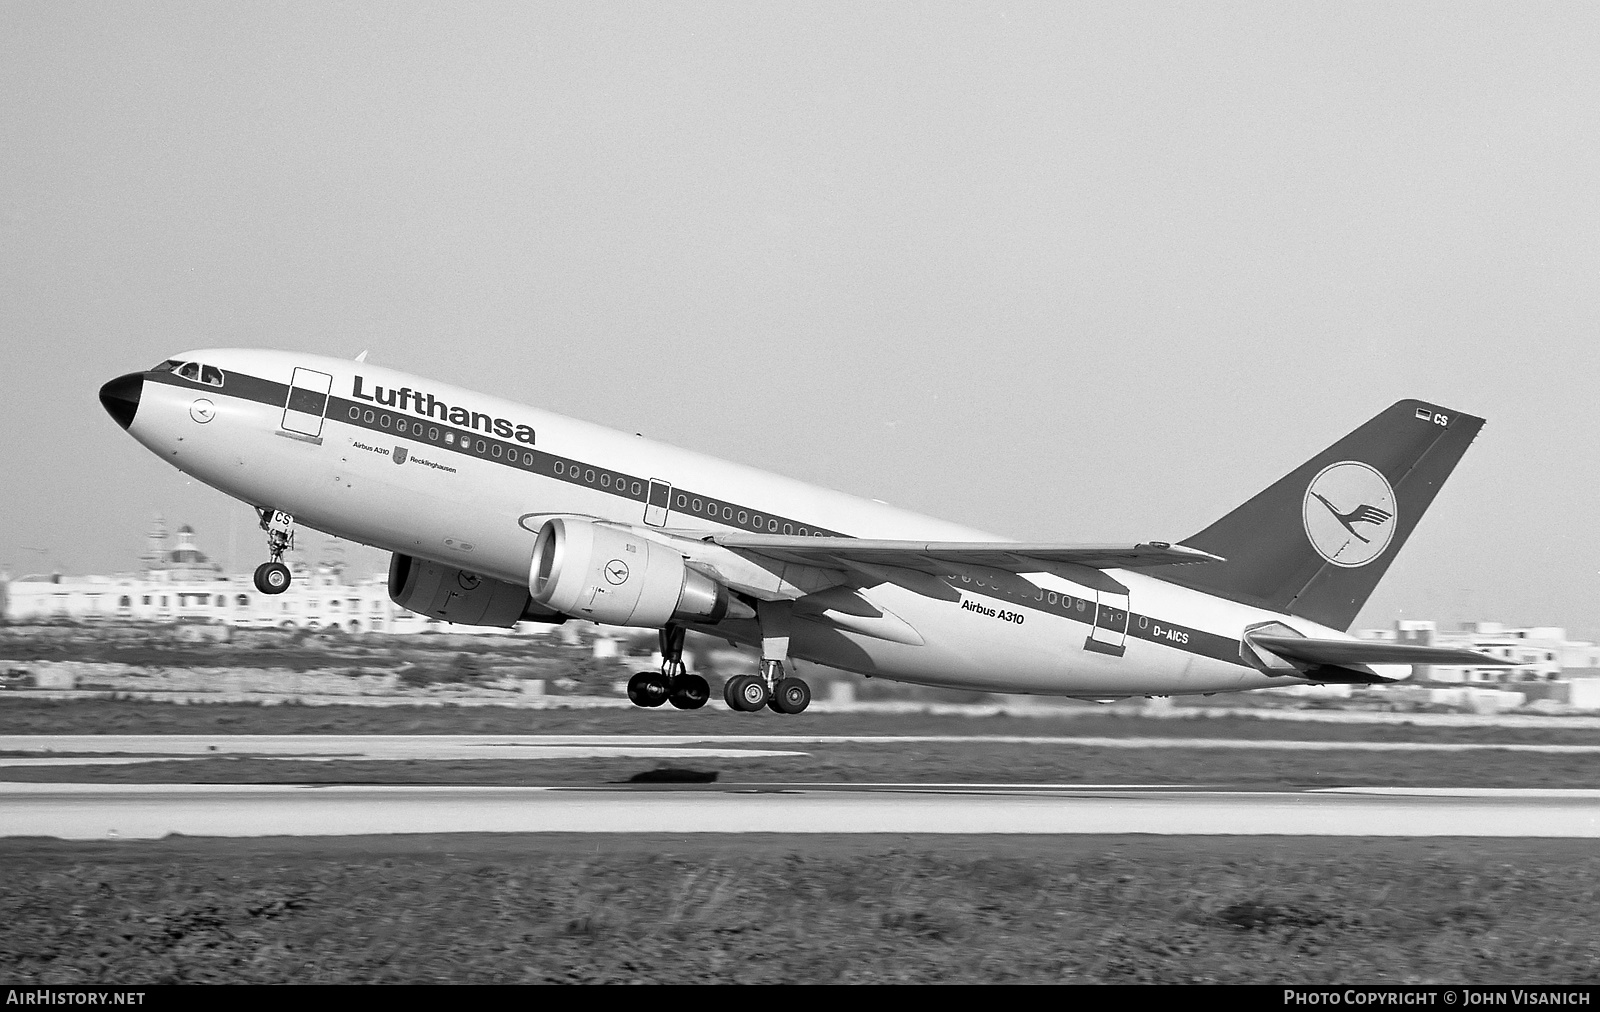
[1084,588,1130,657]
[282,368,333,439]
[644,479,673,527]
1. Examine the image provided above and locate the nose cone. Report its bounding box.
[98,372,143,430]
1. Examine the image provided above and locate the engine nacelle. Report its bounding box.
[388,553,565,627]
[530,517,733,628]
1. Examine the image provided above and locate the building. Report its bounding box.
[1,517,555,637]
[1358,619,1600,684]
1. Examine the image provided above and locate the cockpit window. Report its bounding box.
[150,360,180,373]
[172,361,224,386]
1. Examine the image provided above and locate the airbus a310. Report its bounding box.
[98,351,1504,713]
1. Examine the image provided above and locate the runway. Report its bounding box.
[7,732,1600,763]
[3,782,1598,840]
[4,733,1597,840]
[0,734,811,764]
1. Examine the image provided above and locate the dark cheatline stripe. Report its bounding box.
[148,368,846,539]
[948,575,1247,668]
[150,367,1250,669]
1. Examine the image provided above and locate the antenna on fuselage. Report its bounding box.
[354,350,369,363]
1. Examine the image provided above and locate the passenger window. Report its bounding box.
[178,362,200,380]
[200,365,224,387]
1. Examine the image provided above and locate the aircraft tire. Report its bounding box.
[725,675,769,712]
[627,672,669,708]
[668,674,710,710]
[772,677,811,714]
[254,562,292,595]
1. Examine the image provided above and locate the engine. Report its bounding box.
[530,517,735,627]
[388,553,565,627]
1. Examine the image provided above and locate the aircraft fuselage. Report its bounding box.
[107,349,1362,698]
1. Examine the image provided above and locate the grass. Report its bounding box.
[5,748,1600,790]
[4,835,1599,984]
[5,696,1600,744]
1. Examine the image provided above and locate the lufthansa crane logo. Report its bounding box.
[604,560,630,585]
[1302,461,1397,568]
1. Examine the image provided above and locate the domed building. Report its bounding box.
[140,518,222,583]
[1,518,549,637]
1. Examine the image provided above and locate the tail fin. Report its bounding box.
[1147,400,1484,630]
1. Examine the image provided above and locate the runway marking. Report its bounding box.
[0,757,207,767]
[0,736,807,762]
[1318,787,1600,798]
[3,782,1599,839]
[4,734,1595,757]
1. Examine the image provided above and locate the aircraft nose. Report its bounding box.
[98,372,143,430]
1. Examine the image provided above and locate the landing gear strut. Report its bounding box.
[724,600,811,714]
[253,509,295,595]
[627,624,709,710]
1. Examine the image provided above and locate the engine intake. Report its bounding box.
[530,517,733,627]
[388,553,565,627]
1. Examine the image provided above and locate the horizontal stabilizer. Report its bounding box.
[1248,635,1520,669]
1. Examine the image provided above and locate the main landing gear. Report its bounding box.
[627,625,711,710]
[627,604,813,716]
[252,509,296,595]
[723,600,811,715]
[722,662,811,714]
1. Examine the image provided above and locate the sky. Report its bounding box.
[2,2,1597,637]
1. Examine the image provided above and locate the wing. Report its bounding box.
[684,533,1223,576]
[659,532,1221,643]
[1247,635,1519,668]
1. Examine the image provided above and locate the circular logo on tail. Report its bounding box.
[1302,461,1397,568]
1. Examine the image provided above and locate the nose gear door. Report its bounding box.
[282,367,333,439]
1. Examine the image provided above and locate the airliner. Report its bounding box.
[98,351,1505,713]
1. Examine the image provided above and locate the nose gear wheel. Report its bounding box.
[252,509,297,595]
[253,562,292,595]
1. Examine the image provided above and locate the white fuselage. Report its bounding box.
[122,349,1345,697]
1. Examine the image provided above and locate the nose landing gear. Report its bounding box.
[627,625,710,710]
[252,509,296,595]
